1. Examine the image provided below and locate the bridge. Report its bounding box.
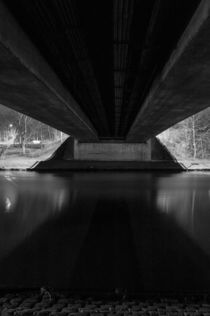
[0,0,208,165]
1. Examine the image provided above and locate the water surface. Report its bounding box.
[0,171,209,293]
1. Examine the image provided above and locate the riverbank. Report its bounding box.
[1,291,210,315]
[0,141,63,169]
[180,160,210,170]
[0,156,210,171]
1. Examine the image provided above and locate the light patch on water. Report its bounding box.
[5,197,12,213]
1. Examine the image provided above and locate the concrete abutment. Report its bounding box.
[34,137,183,171]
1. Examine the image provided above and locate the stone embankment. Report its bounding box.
[1,292,210,315]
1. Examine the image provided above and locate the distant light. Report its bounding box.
[9,124,13,128]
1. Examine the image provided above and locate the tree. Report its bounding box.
[158,107,210,160]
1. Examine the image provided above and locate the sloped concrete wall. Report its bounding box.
[151,138,175,161]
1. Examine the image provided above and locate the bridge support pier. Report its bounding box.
[34,137,183,171]
[71,140,151,161]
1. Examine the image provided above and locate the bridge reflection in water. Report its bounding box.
[0,171,209,293]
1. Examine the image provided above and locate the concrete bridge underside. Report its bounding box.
[0,0,209,164]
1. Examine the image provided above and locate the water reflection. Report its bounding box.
[0,172,69,259]
[0,171,209,292]
[157,172,210,257]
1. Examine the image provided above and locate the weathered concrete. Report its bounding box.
[50,137,75,160]
[151,138,176,161]
[74,140,151,161]
[0,1,206,143]
[0,1,97,141]
[127,0,210,142]
[34,137,183,170]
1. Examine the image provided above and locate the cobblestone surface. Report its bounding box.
[1,291,210,315]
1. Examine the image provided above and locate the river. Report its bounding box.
[0,171,209,294]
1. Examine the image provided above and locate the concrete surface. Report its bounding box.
[127,0,210,141]
[0,1,97,141]
[73,140,151,161]
[34,160,183,171]
[34,136,183,170]
[0,1,208,144]
[0,1,205,143]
